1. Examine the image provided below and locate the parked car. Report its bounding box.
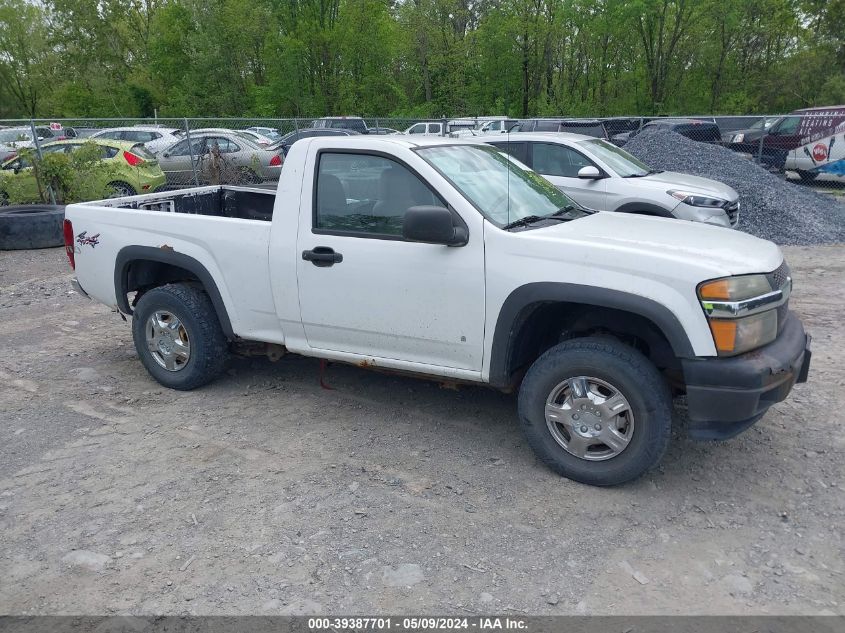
[157,131,283,185]
[245,126,283,143]
[753,105,845,180]
[0,126,63,151]
[65,136,809,486]
[0,138,165,203]
[233,129,276,147]
[311,116,369,134]
[722,117,782,153]
[451,117,521,137]
[403,119,477,136]
[625,118,722,144]
[270,128,359,156]
[517,118,643,142]
[90,126,184,155]
[367,127,400,135]
[0,128,30,162]
[486,133,739,227]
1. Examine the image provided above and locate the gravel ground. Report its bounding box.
[625,130,845,245]
[0,247,844,616]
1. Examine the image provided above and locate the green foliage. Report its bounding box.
[0,0,842,119]
[1,144,118,204]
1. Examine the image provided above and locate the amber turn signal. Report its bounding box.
[699,279,732,300]
[708,319,737,353]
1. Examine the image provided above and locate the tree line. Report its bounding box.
[1,0,843,120]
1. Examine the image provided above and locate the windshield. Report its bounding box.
[416,144,588,227]
[0,129,32,143]
[579,138,651,177]
[749,117,781,131]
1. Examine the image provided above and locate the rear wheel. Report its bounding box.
[796,170,819,183]
[237,168,262,185]
[132,284,229,390]
[517,337,672,486]
[108,181,136,197]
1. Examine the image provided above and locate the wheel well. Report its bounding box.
[115,249,234,339]
[615,202,673,218]
[503,302,682,389]
[124,260,200,302]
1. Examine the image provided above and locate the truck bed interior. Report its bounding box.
[110,187,275,222]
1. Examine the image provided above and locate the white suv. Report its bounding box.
[486,133,739,228]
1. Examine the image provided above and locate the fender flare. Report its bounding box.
[488,282,696,388]
[613,201,674,218]
[114,245,234,338]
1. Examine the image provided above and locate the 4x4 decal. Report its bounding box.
[76,231,100,248]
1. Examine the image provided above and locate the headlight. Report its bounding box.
[707,311,778,356]
[697,273,786,356]
[732,133,745,143]
[668,190,728,208]
[699,274,772,302]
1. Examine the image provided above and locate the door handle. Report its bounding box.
[302,246,343,267]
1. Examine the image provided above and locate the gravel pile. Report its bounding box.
[624,129,845,245]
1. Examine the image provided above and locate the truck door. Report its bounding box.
[295,150,486,371]
[762,115,802,168]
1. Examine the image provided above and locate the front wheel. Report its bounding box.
[795,170,819,183]
[517,337,672,486]
[132,283,229,390]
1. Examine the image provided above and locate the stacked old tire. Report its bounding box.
[0,205,65,250]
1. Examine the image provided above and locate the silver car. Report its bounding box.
[485,133,740,228]
[157,131,283,186]
[90,126,183,155]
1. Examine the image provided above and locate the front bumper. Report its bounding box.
[681,312,810,440]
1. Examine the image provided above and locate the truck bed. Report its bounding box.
[86,185,275,222]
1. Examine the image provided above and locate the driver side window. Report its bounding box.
[169,138,205,156]
[314,153,445,237]
[774,116,800,135]
[530,143,594,177]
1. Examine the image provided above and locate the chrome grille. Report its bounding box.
[767,262,791,334]
[769,261,791,289]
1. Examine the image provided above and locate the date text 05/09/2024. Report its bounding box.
[307,617,528,631]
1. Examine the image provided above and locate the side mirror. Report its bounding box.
[403,206,467,246]
[578,166,602,179]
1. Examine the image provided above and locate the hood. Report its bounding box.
[637,170,738,201]
[729,127,765,141]
[532,211,782,278]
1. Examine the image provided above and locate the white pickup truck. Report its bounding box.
[64,136,811,486]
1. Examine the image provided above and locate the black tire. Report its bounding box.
[0,204,65,250]
[108,181,136,197]
[131,283,229,390]
[237,168,262,185]
[796,170,819,183]
[517,337,672,486]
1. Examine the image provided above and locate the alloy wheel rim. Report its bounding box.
[544,376,634,461]
[145,310,191,372]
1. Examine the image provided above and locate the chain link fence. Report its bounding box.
[0,114,842,205]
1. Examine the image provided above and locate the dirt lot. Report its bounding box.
[0,245,843,616]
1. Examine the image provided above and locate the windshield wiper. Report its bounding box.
[623,169,663,178]
[502,211,572,230]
